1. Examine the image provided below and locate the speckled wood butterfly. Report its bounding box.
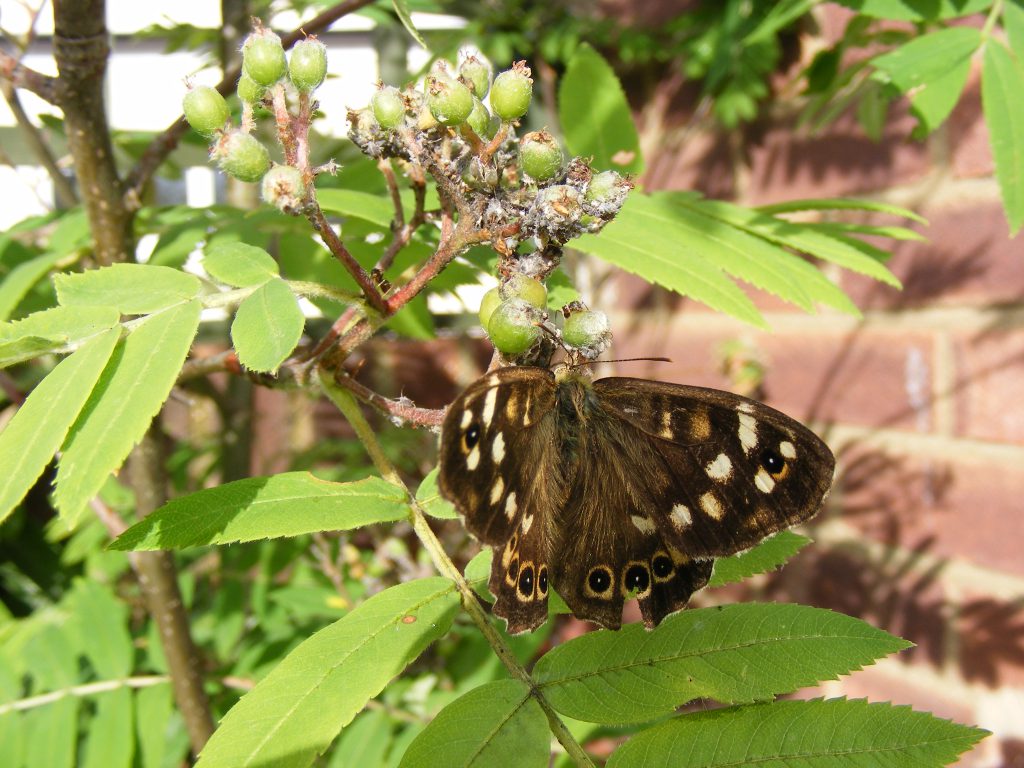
[438,365,835,634]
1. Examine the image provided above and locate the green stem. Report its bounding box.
[319,372,595,768]
[981,0,1004,40]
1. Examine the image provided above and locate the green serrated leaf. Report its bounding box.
[837,0,991,20]
[607,697,989,767]
[318,188,396,229]
[69,580,132,678]
[416,468,458,520]
[0,328,120,527]
[54,301,201,523]
[754,197,925,223]
[1006,1,1024,60]
[111,473,409,550]
[709,531,810,587]
[983,40,1024,235]
[204,241,280,287]
[871,26,981,91]
[391,0,430,51]
[54,263,201,314]
[573,195,768,328]
[684,197,902,287]
[399,679,549,768]
[560,44,643,175]
[81,687,134,768]
[330,709,391,768]
[135,683,173,768]
[0,250,67,322]
[231,278,305,373]
[195,578,459,768]
[25,698,77,768]
[533,603,910,725]
[0,306,120,368]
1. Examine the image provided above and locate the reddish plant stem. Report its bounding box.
[333,372,444,428]
[307,205,388,314]
[121,0,379,204]
[0,49,59,103]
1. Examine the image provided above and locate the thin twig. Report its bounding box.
[0,676,170,715]
[333,371,444,429]
[319,375,595,768]
[307,204,388,314]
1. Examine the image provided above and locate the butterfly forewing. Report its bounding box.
[593,378,835,558]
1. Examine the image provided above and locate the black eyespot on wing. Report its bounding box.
[508,557,520,580]
[537,565,548,595]
[760,447,785,475]
[587,566,612,595]
[624,564,650,593]
[652,555,673,579]
[518,564,534,598]
[463,423,481,450]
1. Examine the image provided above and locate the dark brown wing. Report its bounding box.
[438,367,565,633]
[593,377,835,558]
[548,378,713,630]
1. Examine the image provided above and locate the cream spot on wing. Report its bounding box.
[504,393,518,420]
[779,440,797,459]
[522,392,532,426]
[660,410,673,439]
[738,413,758,455]
[670,503,692,530]
[490,477,504,505]
[481,387,498,426]
[630,515,656,534]
[755,468,776,493]
[460,409,473,429]
[466,445,480,471]
[493,432,506,463]
[623,406,638,415]
[737,401,755,414]
[521,514,534,535]
[706,453,733,481]
[691,409,712,441]
[699,492,724,520]
[504,491,518,519]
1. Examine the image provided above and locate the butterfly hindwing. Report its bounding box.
[439,367,563,633]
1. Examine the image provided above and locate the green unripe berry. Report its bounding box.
[501,273,547,309]
[584,170,621,203]
[289,37,327,91]
[459,55,491,98]
[261,163,307,210]
[487,298,541,355]
[489,62,533,121]
[217,132,271,182]
[465,97,492,138]
[519,130,563,182]
[183,85,229,137]
[242,30,287,86]
[236,73,267,104]
[372,86,406,129]
[427,75,474,126]
[478,287,502,329]
[562,309,610,349]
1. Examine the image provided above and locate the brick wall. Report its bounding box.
[601,12,1024,767]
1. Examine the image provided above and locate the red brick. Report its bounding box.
[616,321,940,431]
[947,74,992,180]
[844,201,1024,311]
[956,594,1024,689]
[953,328,1024,445]
[835,442,1024,579]
[744,106,932,205]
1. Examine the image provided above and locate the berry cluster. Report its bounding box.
[349,56,630,360]
[182,23,326,212]
[183,20,631,363]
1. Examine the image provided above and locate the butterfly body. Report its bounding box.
[439,366,834,634]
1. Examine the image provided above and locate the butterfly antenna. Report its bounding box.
[580,356,673,367]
